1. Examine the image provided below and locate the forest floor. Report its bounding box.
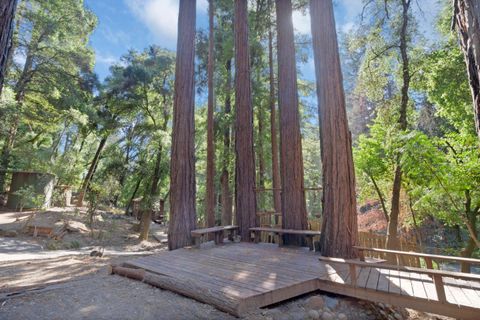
[0,208,453,320]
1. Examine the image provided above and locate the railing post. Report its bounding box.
[432,274,446,303]
[349,264,357,287]
[425,257,433,269]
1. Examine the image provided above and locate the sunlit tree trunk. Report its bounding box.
[275,0,307,245]
[310,0,358,258]
[221,59,233,225]
[168,0,197,250]
[234,0,257,241]
[206,0,216,230]
[0,0,17,95]
[453,0,480,140]
[386,0,411,253]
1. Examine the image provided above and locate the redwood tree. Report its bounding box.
[168,0,197,250]
[205,0,216,230]
[0,0,17,95]
[310,0,358,258]
[453,0,480,140]
[234,0,257,241]
[268,0,281,216]
[275,0,307,244]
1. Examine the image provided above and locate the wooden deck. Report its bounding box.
[116,242,480,318]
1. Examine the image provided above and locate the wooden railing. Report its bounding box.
[318,256,480,304]
[354,246,480,273]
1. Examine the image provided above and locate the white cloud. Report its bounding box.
[292,9,311,35]
[96,52,117,65]
[125,0,208,41]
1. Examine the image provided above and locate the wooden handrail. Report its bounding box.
[318,256,480,281]
[354,246,480,264]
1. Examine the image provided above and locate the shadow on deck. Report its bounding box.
[112,242,480,319]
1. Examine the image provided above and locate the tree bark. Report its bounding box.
[221,59,233,226]
[0,0,17,95]
[386,0,411,253]
[268,6,281,216]
[453,0,480,140]
[234,0,257,241]
[275,0,307,245]
[139,142,163,241]
[310,0,358,258]
[168,0,197,250]
[206,0,216,230]
[125,175,143,216]
[76,136,107,206]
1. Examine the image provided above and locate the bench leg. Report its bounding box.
[218,231,224,244]
[277,233,283,246]
[306,236,313,251]
[228,229,234,242]
[193,236,201,249]
[254,231,261,243]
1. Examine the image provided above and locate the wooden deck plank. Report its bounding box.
[387,270,402,295]
[408,272,428,300]
[444,278,476,307]
[365,267,380,290]
[130,255,290,294]
[356,267,371,288]
[376,269,390,292]
[144,251,300,289]
[398,270,414,297]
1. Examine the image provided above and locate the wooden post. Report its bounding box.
[254,231,261,243]
[358,249,365,262]
[349,264,357,287]
[194,236,201,249]
[432,274,446,303]
[277,233,284,246]
[425,257,433,269]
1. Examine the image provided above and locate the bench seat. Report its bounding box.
[249,227,321,251]
[191,225,238,248]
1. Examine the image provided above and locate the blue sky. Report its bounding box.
[85,0,441,81]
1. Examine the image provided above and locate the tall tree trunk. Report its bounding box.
[206,0,216,230]
[234,0,257,241]
[168,0,197,250]
[139,142,163,241]
[275,0,307,245]
[125,175,143,215]
[310,0,358,258]
[256,62,266,193]
[268,4,281,216]
[453,0,480,140]
[76,136,107,206]
[386,0,411,252]
[221,59,233,225]
[0,0,17,95]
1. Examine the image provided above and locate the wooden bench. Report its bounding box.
[318,256,480,305]
[249,227,321,251]
[354,246,480,272]
[191,225,238,248]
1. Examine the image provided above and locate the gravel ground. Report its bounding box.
[0,272,236,320]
